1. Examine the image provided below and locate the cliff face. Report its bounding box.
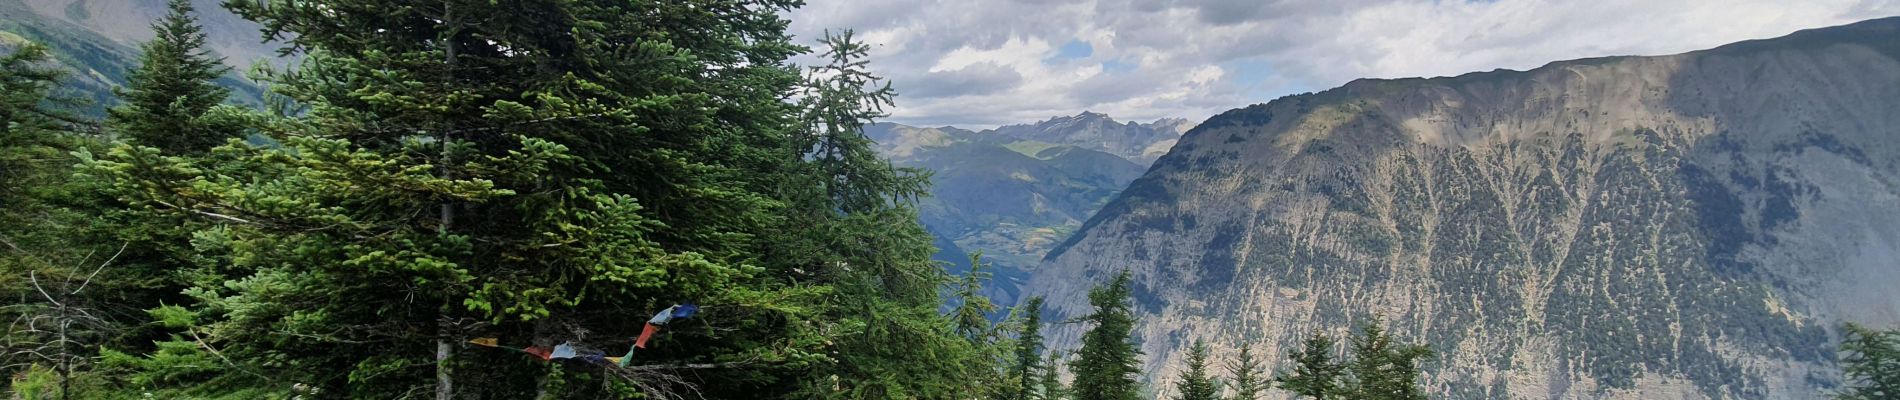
[1026,18,1900,399]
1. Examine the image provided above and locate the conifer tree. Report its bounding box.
[1835,323,1900,400]
[1069,271,1143,400]
[1275,331,1345,399]
[107,0,231,154]
[952,253,999,344]
[0,42,113,400]
[1041,352,1070,400]
[1227,343,1265,400]
[1172,339,1220,400]
[1008,297,1049,400]
[0,44,68,202]
[80,1,971,398]
[1344,321,1431,400]
[780,30,990,399]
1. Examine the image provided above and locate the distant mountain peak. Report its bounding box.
[989,112,1188,165]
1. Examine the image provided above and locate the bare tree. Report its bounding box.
[2,241,124,400]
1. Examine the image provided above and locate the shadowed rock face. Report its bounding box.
[1027,17,1900,399]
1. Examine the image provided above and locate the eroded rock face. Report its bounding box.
[1027,17,1900,399]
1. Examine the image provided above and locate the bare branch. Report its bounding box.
[28,271,62,307]
[71,242,128,295]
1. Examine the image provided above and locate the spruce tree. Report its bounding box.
[1069,271,1143,400]
[1227,343,1265,400]
[1042,352,1070,400]
[1275,331,1345,399]
[107,0,231,154]
[1172,339,1220,400]
[780,30,989,399]
[0,42,98,400]
[1344,321,1432,400]
[1009,297,1049,400]
[81,1,973,398]
[1835,323,1900,400]
[0,44,71,204]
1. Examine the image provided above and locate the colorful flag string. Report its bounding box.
[465,302,698,368]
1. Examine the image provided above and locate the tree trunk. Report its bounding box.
[434,3,459,400]
[435,312,454,400]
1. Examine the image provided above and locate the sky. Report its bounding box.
[783,0,1900,129]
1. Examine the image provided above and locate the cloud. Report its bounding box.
[907,62,1025,98]
[786,0,1900,128]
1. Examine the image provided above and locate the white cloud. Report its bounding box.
[786,0,1900,128]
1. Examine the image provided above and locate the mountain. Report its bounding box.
[1025,18,1900,399]
[14,0,278,70]
[866,117,1158,304]
[0,0,266,114]
[986,111,1189,165]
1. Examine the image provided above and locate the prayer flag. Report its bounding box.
[551,342,578,359]
[671,303,699,319]
[523,346,552,360]
[635,323,662,348]
[647,306,676,326]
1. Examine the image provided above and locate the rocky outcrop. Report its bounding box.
[1026,17,1900,399]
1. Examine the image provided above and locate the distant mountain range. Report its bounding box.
[0,0,267,114]
[1025,17,1900,399]
[866,113,1186,304]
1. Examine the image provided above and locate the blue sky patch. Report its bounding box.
[1056,39,1093,59]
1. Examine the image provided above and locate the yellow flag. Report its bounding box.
[467,337,499,347]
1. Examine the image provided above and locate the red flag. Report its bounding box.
[634,323,662,348]
[523,346,552,360]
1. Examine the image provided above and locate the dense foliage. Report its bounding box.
[1272,322,1431,400]
[1170,339,1218,400]
[1835,323,1900,400]
[3,1,1021,398]
[1005,296,1048,400]
[1069,270,1143,400]
[107,0,233,154]
[1226,343,1265,400]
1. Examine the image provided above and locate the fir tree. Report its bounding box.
[1344,321,1432,400]
[107,0,231,154]
[1276,331,1345,399]
[1835,323,1900,400]
[1042,352,1070,400]
[81,1,976,398]
[1172,339,1220,400]
[1008,297,1049,400]
[952,253,999,344]
[780,30,990,399]
[1227,343,1265,400]
[0,44,70,203]
[1069,271,1143,400]
[0,43,87,391]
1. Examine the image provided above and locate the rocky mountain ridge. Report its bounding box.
[984,111,1189,165]
[1027,17,1900,399]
